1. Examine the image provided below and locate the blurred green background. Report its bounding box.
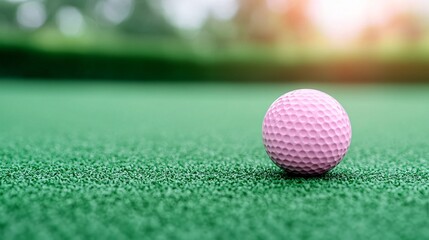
[1,0,429,82]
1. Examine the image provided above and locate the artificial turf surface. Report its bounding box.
[0,81,428,239]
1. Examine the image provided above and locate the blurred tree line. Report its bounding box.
[1,0,429,82]
[1,0,428,47]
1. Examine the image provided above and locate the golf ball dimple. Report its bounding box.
[262,89,352,176]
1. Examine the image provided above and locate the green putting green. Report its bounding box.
[0,81,428,239]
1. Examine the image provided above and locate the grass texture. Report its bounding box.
[0,82,428,240]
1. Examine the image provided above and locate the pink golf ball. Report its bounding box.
[262,89,352,176]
